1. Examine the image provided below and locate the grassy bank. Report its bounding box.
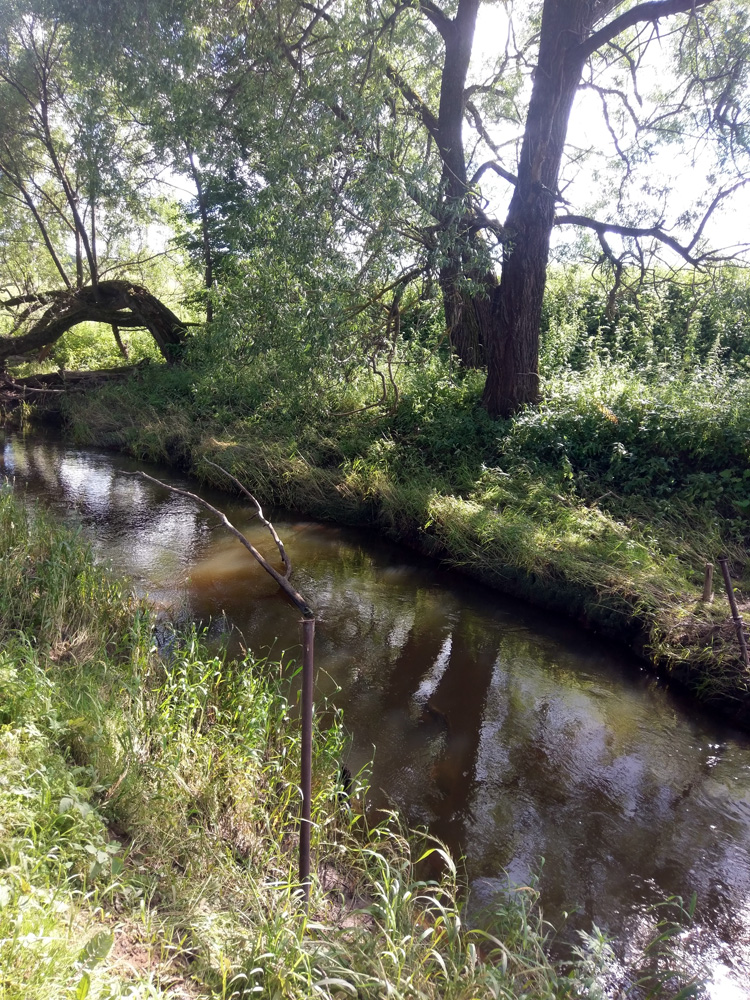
[47,345,750,729]
[4,489,655,999]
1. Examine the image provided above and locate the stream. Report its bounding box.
[3,429,750,997]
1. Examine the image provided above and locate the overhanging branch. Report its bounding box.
[578,0,717,63]
[470,159,517,188]
[555,213,703,263]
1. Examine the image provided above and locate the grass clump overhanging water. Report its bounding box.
[0,489,638,999]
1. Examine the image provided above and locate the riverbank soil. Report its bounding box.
[18,355,746,729]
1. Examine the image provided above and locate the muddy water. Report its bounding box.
[4,431,750,997]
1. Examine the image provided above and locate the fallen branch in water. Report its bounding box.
[203,458,292,580]
[124,463,318,903]
[123,468,312,617]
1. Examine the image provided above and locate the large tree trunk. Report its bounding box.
[0,281,187,367]
[432,0,489,369]
[482,1,592,417]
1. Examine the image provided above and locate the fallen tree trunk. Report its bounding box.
[0,281,187,366]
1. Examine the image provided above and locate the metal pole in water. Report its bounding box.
[718,556,749,669]
[300,616,315,904]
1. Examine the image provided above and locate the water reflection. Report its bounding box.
[4,430,750,996]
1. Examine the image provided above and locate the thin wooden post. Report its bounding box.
[718,556,750,669]
[299,617,315,904]
[702,562,714,603]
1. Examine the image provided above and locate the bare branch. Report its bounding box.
[124,471,313,617]
[465,101,519,187]
[383,0,452,42]
[555,213,703,264]
[202,459,292,580]
[298,2,334,25]
[469,159,517,188]
[0,291,64,309]
[418,0,452,40]
[686,178,750,252]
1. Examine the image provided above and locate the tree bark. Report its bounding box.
[439,257,495,367]
[112,323,129,359]
[187,147,215,324]
[482,0,591,416]
[428,0,491,368]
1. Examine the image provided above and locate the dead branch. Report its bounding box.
[0,364,143,404]
[124,470,313,617]
[202,459,292,580]
[555,213,703,264]
[577,0,717,63]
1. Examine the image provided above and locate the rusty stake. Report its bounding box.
[299,617,315,903]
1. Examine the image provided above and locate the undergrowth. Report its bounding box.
[0,489,649,999]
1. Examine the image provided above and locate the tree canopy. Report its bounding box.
[1,0,749,410]
[0,4,187,364]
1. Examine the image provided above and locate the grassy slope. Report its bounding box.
[52,354,750,727]
[3,490,635,999]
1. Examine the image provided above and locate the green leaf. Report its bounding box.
[78,930,114,969]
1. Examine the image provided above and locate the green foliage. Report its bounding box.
[6,323,162,374]
[502,364,750,528]
[541,268,750,371]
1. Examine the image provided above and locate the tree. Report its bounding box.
[257,0,750,412]
[481,0,749,415]
[44,0,750,414]
[0,7,187,367]
[349,0,750,413]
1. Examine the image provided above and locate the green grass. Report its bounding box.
[3,490,652,999]
[6,257,748,717]
[51,345,750,723]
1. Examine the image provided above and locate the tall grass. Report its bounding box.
[1,490,636,998]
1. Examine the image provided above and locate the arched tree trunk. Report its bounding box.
[0,280,187,367]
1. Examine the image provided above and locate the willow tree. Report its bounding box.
[46,0,750,413]
[0,10,187,368]
[329,0,747,414]
[184,0,748,413]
